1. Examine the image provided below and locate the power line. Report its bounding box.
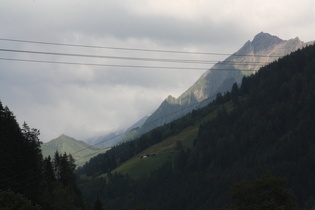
[0,57,261,71]
[0,37,282,57]
[0,48,270,65]
[0,38,275,165]
[0,41,269,163]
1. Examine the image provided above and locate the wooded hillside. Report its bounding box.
[77,44,315,209]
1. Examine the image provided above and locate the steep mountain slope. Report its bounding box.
[41,134,109,166]
[86,130,125,147]
[134,32,308,136]
[77,43,315,209]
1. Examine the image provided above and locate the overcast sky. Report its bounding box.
[1,0,314,142]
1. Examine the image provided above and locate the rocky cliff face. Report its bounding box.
[177,32,305,104]
[131,32,310,137]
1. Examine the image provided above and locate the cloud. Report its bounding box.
[0,0,314,142]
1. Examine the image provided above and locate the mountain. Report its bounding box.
[41,134,109,167]
[128,32,309,137]
[77,42,315,209]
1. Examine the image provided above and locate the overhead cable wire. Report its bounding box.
[0,48,271,65]
[0,37,282,57]
[0,57,261,71]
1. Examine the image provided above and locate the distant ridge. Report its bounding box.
[41,134,109,167]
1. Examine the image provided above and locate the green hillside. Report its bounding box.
[111,102,229,179]
[41,134,109,167]
[76,97,232,177]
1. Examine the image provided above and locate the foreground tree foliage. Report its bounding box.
[0,102,84,209]
[0,190,41,210]
[78,44,315,209]
[41,152,83,210]
[0,104,43,205]
[227,175,295,210]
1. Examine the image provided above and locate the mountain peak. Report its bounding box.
[56,134,73,140]
[252,32,283,43]
[251,32,283,53]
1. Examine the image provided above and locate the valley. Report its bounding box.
[2,32,315,209]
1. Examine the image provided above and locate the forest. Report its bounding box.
[1,43,315,209]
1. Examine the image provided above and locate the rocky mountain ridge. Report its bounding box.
[128,32,311,137]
